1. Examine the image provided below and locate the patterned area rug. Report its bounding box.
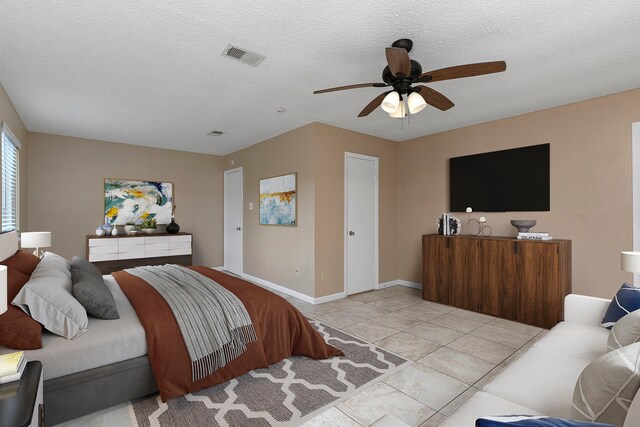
[129,318,409,427]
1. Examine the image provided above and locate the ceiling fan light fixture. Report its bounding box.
[389,100,406,118]
[408,92,427,114]
[381,91,400,113]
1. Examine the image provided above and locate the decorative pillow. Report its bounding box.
[6,266,30,301]
[601,283,640,329]
[71,257,119,320]
[607,309,640,351]
[476,415,616,426]
[572,342,640,425]
[0,267,42,349]
[0,249,41,277]
[0,306,43,349]
[31,251,71,279]
[12,252,88,339]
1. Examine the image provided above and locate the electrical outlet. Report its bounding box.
[321,272,326,280]
[295,267,301,276]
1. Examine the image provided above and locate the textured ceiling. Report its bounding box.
[1,1,640,155]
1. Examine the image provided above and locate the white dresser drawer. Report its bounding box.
[169,235,192,243]
[88,238,118,247]
[119,237,146,246]
[89,253,118,262]
[170,248,192,256]
[145,236,170,244]
[118,250,146,260]
[146,242,170,251]
[169,241,191,250]
[88,245,118,255]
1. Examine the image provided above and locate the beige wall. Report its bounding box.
[314,123,398,297]
[224,124,316,297]
[26,132,225,266]
[0,83,28,230]
[398,88,640,298]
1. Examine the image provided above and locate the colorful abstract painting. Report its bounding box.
[259,173,296,226]
[104,179,173,225]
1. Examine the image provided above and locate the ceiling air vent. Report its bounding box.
[207,130,225,136]
[222,44,266,66]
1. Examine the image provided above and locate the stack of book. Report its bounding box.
[517,231,553,241]
[0,351,26,384]
[440,213,452,235]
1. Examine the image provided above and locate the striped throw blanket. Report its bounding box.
[125,264,256,382]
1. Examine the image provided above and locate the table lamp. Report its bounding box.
[621,251,640,273]
[0,265,7,315]
[20,231,52,258]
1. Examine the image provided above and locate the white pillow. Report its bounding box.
[573,342,640,425]
[12,252,88,339]
[608,309,640,351]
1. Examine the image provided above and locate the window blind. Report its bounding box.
[1,125,20,232]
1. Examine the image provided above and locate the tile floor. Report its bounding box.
[56,284,548,427]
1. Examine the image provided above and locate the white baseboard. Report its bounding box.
[313,291,347,304]
[239,273,317,304]
[377,280,399,289]
[397,280,421,290]
[215,268,420,304]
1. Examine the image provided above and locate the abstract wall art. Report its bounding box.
[104,179,173,225]
[259,173,297,226]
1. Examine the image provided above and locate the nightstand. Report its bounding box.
[0,361,44,427]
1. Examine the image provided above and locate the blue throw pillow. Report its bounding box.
[476,415,616,427]
[601,283,640,329]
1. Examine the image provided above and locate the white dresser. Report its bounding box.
[86,233,193,274]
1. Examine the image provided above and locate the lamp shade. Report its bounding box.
[0,265,7,315]
[21,232,51,249]
[408,91,427,114]
[381,91,400,113]
[621,251,640,274]
[389,100,406,118]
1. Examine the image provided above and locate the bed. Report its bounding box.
[0,232,342,426]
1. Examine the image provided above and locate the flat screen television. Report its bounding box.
[449,143,550,212]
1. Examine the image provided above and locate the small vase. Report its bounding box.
[111,225,119,236]
[124,225,135,235]
[95,225,105,237]
[102,223,113,235]
[166,217,180,234]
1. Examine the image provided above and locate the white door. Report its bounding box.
[345,153,379,295]
[224,167,243,275]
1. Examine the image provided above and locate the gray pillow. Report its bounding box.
[12,252,88,339]
[71,256,103,277]
[572,342,640,425]
[71,261,119,320]
[608,309,640,351]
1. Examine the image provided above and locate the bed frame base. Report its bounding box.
[44,356,157,426]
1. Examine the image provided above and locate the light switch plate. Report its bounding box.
[249,202,254,210]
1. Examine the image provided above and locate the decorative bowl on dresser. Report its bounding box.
[86,232,193,274]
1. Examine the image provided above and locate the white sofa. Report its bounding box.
[440,294,640,427]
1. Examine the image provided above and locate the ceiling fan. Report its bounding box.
[313,39,506,118]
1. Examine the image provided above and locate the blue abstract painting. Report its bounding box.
[259,173,296,226]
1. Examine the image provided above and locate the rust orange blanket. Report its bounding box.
[113,266,343,401]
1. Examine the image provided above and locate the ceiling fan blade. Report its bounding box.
[415,86,454,111]
[358,91,392,117]
[418,61,507,83]
[313,83,387,94]
[385,47,411,77]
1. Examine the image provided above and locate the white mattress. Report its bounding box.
[0,275,147,380]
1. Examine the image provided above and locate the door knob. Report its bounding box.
[236,227,241,231]
[348,231,355,236]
